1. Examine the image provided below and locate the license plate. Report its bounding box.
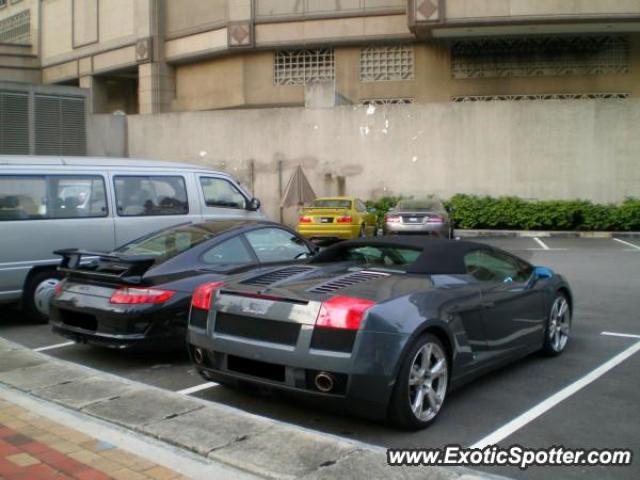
[320,217,332,223]
[408,217,419,223]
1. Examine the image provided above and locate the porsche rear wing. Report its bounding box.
[54,248,156,285]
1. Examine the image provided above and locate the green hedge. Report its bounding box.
[444,194,640,231]
[365,194,640,231]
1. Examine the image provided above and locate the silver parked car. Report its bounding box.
[383,198,452,238]
[0,156,264,321]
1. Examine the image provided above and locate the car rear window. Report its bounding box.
[396,199,444,212]
[116,225,213,262]
[338,245,421,267]
[311,199,352,209]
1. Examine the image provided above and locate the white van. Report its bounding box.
[0,156,264,321]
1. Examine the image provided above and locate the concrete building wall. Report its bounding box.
[118,100,640,221]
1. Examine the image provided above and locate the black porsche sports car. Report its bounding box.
[187,236,572,429]
[50,220,316,349]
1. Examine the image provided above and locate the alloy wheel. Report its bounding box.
[548,296,571,353]
[408,342,448,422]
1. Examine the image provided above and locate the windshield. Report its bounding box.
[116,225,214,262]
[310,199,352,209]
[396,199,444,212]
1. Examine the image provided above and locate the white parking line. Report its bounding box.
[33,341,75,352]
[533,237,550,250]
[176,382,219,395]
[470,339,640,449]
[602,331,640,339]
[613,238,640,251]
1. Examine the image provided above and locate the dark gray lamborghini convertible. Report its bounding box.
[187,237,573,429]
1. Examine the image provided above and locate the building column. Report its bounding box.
[79,75,108,114]
[135,0,175,114]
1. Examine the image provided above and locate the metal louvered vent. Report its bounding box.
[241,266,314,287]
[0,92,29,154]
[307,271,390,294]
[34,94,86,156]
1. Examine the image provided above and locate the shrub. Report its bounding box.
[444,194,640,231]
[365,194,639,231]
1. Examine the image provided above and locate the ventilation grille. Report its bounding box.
[240,266,314,287]
[0,92,29,154]
[307,271,389,294]
[34,95,86,156]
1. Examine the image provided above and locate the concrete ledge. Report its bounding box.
[455,230,640,239]
[0,337,507,480]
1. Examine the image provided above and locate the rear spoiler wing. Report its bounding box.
[54,249,156,284]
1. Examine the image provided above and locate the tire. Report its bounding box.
[23,269,63,323]
[388,333,449,430]
[542,293,571,356]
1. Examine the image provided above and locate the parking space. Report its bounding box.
[1,236,639,479]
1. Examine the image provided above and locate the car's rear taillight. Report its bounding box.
[315,296,376,330]
[54,281,64,297]
[109,287,175,304]
[426,215,444,223]
[385,214,401,223]
[336,215,352,224]
[191,281,225,311]
[299,216,312,223]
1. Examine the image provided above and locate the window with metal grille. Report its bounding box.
[451,36,629,79]
[0,92,29,154]
[362,97,414,106]
[451,93,631,102]
[0,9,30,44]
[34,95,86,156]
[360,45,414,81]
[274,49,335,86]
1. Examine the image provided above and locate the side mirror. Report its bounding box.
[533,266,554,280]
[246,197,261,211]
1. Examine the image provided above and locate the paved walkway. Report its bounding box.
[0,397,186,480]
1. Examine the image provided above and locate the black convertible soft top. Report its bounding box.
[310,236,491,275]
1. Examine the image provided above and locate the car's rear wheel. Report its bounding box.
[542,294,571,356]
[388,333,449,429]
[23,269,63,323]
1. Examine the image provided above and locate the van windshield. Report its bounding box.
[116,225,214,263]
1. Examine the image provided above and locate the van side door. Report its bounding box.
[112,174,193,246]
[197,175,259,220]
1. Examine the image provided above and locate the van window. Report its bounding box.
[114,176,188,216]
[0,175,107,221]
[200,177,246,209]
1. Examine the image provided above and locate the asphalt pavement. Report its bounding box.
[1,236,639,479]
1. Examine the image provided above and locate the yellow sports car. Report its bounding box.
[297,196,377,241]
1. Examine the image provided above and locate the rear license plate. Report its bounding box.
[319,217,333,223]
[408,217,419,223]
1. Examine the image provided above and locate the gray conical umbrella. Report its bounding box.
[281,166,316,207]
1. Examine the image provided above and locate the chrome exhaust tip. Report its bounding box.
[314,371,334,393]
[193,347,205,365]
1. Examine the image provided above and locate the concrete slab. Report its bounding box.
[31,375,142,409]
[82,388,203,428]
[143,406,270,456]
[209,424,357,479]
[0,362,91,391]
[300,449,458,480]
[0,349,47,372]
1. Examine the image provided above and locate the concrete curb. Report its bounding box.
[0,337,509,480]
[455,230,640,239]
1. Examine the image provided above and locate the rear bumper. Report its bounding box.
[383,222,448,235]
[187,326,409,420]
[297,224,360,240]
[49,297,189,350]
